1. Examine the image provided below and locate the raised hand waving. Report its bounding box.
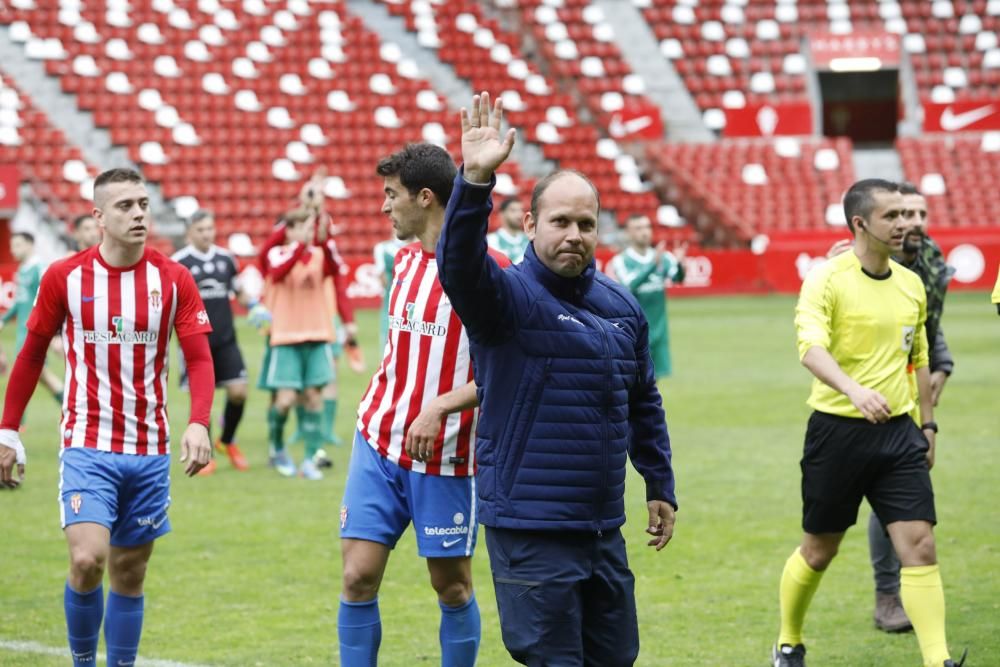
[461,91,516,185]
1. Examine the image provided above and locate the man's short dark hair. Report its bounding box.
[94,168,143,191]
[72,214,95,230]
[189,209,214,226]
[499,198,520,213]
[376,143,456,207]
[843,178,899,234]
[530,170,601,219]
[898,182,922,196]
[11,231,34,244]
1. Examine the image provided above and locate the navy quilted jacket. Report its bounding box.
[438,174,676,532]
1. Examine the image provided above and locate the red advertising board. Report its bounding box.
[809,30,901,68]
[723,103,813,137]
[608,103,664,141]
[922,99,1000,133]
[320,234,1000,308]
[5,239,996,319]
[0,165,19,214]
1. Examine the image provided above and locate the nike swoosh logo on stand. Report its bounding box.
[939,105,996,131]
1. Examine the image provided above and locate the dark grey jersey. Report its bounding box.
[172,245,239,347]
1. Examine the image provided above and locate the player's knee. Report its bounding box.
[68,547,106,582]
[341,563,381,601]
[434,579,473,607]
[303,387,323,410]
[227,384,248,404]
[109,556,149,593]
[905,530,937,565]
[274,392,296,412]
[801,542,838,570]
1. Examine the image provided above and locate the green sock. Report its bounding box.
[289,404,306,443]
[301,409,323,460]
[322,398,338,445]
[268,406,288,452]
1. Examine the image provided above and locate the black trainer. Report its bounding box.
[772,643,806,667]
[944,648,968,666]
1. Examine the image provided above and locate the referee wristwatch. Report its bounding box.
[921,421,938,433]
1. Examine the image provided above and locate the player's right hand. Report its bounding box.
[0,428,26,488]
[848,386,892,423]
[248,303,272,330]
[405,403,444,463]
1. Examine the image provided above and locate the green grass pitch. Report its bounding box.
[0,292,996,666]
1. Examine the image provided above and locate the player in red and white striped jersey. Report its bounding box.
[27,240,211,455]
[0,169,215,667]
[358,241,481,476]
[339,144,509,667]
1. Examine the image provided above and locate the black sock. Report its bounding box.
[221,399,245,445]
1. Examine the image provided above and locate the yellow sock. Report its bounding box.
[778,548,824,646]
[900,564,950,667]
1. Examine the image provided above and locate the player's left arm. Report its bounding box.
[404,381,479,462]
[0,267,66,486]
[320,240,356,325]
[173,269,215,476]
[626,308,677,551]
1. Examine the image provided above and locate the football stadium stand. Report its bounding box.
[0,0,997,285]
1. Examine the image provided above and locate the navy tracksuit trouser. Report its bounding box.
[485,526,640,667]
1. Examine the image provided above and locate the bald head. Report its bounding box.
[530,170,601,221]
[525,171,600,278]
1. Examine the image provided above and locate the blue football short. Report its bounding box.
[339,430,478,558]
[59,447,172,547]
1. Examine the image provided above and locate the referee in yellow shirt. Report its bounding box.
[992,264,999,315]
[772,180,964,667]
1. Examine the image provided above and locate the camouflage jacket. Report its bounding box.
[897,236,954,374]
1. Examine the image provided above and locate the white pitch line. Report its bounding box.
[0,639,215,667]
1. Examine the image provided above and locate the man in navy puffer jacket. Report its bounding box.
[438,92,678,666]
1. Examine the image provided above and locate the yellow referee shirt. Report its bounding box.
[991,265,1000,305]
[795,251,929,418]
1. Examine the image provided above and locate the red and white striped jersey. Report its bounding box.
[356,243,510,477]
[27,246,212,455]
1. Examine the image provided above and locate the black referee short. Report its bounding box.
[179,340,247,389]
[801,411,936,534]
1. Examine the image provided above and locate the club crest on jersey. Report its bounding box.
[70,493,82,515]
[149,288,162,311]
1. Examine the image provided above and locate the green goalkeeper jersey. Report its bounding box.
[2,257,42,353]
[609,247,684,378]
[486,228,530,264]
[373,238,408,348]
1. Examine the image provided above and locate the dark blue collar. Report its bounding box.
[522,243,596,304]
